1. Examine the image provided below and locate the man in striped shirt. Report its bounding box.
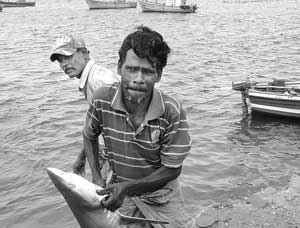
[83,26,192,227]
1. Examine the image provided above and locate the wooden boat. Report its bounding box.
[0,0,35,7]
[232,79,300,118]
[138,0,197,13]
[85,0,137,9]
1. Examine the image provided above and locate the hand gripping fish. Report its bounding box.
[47,167,169,228]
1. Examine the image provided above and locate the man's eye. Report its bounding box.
[142,69,155,74]
[127,67,136,72]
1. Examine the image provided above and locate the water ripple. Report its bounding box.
[1,0,300,226]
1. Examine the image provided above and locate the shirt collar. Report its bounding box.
[79,59,95,91]
[111,85,165,121]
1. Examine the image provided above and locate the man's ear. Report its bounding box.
[156,70,162,82]
[81,49,90,61]
[117,62,122,75]
[117,66,121,75]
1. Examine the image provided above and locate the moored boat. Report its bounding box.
[0,0,35,7]
[85,0,137,9]
[232,79,300,118]
[138,0,197,13]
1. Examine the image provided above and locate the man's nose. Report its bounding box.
[59,60,68,69]
[133,70,144,84]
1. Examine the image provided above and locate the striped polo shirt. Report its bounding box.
[83,82,191,182]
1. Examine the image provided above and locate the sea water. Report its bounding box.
[1,0,300,227]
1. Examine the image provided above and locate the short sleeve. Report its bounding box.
[160,103,191,168]
[83,99,102,139]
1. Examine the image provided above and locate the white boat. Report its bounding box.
[85,0,137,9]
[232,79,300,118]
[0,0,35,7]
[138,0,197,13]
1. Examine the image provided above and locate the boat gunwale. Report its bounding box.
[248,89,300,101]
[250,103,300,117]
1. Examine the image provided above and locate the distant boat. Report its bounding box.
[0,4,2,11]
[85,0,137,9]
[232,79,300,118]
[0,0,36,7]
[138,0,197,13]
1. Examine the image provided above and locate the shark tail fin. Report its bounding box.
[118,211,169,224]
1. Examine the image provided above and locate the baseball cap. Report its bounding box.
[50,34,86,62]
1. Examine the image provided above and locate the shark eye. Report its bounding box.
[69,184,76,189]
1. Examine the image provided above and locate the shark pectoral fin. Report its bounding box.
[118,212,169,225]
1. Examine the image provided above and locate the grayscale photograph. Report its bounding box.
[1,0,300,227]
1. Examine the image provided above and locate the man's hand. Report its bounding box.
[73,149,86,176]
[92,177,105,188]
[96,182,128,211]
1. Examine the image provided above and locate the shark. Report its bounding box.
[47,167,169,228]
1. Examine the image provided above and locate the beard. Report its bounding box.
[124,94,146,104]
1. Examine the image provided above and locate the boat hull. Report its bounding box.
[85,0,137,9]
[0,0,35,7]
[248,89,300,118]
[138,0,197,13]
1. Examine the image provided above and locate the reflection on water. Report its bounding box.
[226,113,300,202]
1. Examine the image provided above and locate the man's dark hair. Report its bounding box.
[118,26,171,75]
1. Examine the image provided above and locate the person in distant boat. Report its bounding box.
[50,34,119,181]
[83,26,192,227]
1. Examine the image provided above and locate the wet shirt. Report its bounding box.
[78,60,120,105]
[83,82,191,182]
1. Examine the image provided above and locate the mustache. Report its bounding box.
[127,86,147,92]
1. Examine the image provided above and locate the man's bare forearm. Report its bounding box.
[124,166,182,196]
[79,148,87,159]
[83,133,104,187]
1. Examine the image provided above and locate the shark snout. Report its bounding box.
[47,167,64,181]
[47,167,70,191]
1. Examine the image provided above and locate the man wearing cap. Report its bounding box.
[50,34,119,181]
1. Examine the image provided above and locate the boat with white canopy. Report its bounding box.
[138,0,197,13]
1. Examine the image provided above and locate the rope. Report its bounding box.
[186,91,237,110]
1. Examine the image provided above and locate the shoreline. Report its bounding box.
[195,175,300,228]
